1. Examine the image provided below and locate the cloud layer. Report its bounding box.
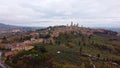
[0,0,120,27]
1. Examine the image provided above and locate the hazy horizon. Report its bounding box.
[0,0,120,27]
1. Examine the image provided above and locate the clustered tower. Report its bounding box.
[70,21,79,27]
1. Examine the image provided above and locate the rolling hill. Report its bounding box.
[0,23,43,33]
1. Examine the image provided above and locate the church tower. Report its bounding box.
[71,21,73,26]
[76,23,79,27]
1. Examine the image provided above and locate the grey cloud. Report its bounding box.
[0,0,120,27]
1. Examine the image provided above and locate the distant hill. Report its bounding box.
[90,27,120,32]
[0,23,44,33]
[0,23,15,28]
[105,28,120,32]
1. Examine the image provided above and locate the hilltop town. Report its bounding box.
[0,22,119,57]
[0,22,120,68]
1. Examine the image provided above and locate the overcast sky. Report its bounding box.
[0,0,120,27]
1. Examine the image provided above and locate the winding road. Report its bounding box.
[0,60,9,68]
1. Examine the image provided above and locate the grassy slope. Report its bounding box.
[5,32,120,68]
[43,33,120,68]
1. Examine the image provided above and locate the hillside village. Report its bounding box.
[0,22,120,68]
[0,22,119,57]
